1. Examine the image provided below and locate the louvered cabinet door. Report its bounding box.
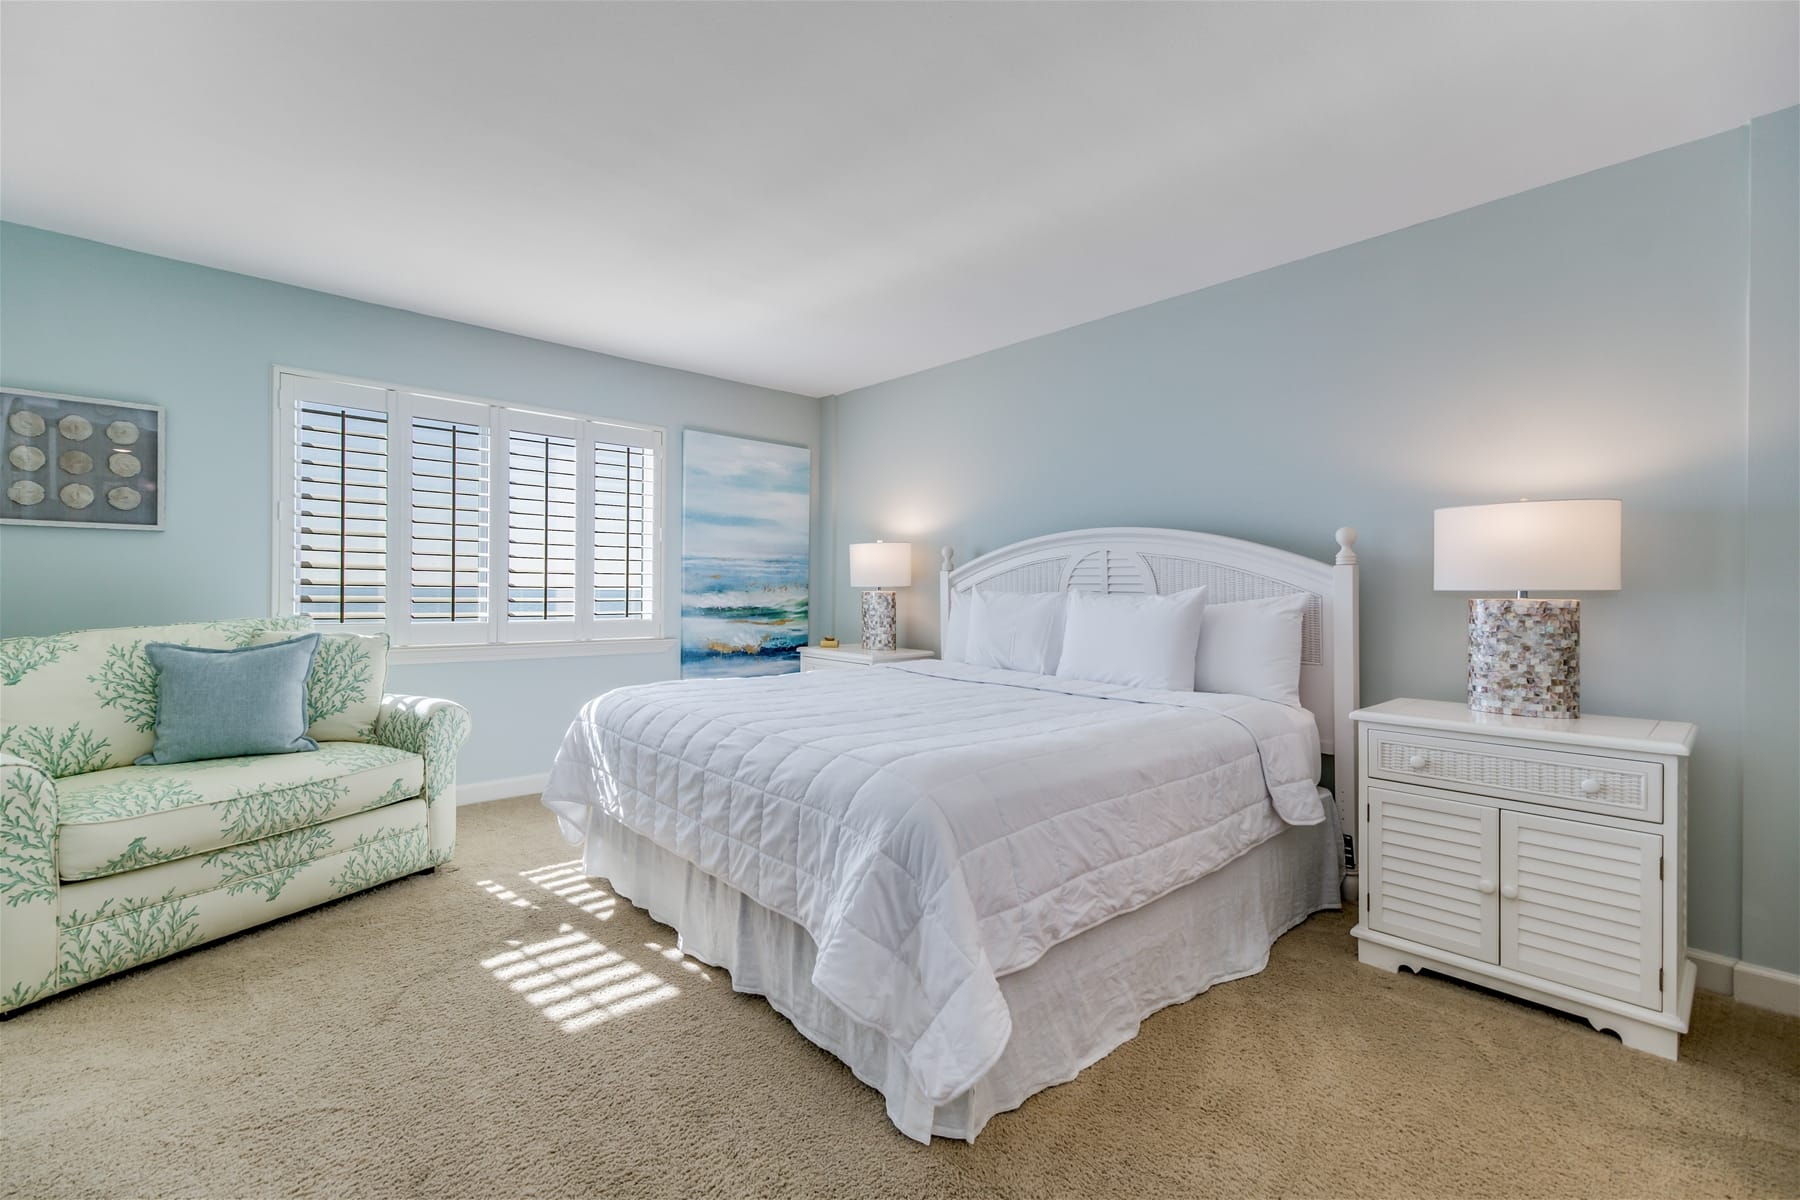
[1500,810,1663,1009]
[1366,787,1500,963]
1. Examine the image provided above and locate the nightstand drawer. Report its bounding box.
[1367,729,1663,822]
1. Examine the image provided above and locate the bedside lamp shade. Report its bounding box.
[849,541,912,589]
[1434,499,1622,593]
[1433,499,1622,720]
[849,541,911,651]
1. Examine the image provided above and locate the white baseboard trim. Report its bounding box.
[1686,949,1800,1015]
[1688,949,1737,996]
[1734,960,1800,1017]
[457,773,549,806]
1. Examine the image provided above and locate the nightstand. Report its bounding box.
[798,645,935,673]
[1349,698,1697,1059]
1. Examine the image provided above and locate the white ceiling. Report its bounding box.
[3,3,1794,397]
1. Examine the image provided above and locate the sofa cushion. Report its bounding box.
[57,798,429,934]
[55,742,424,881]
[254,630,388,743]
[0,617,314,777]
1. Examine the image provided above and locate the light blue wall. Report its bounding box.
[829,115,1799,970]
[0,224,822,785]
[1743,107,1800,976]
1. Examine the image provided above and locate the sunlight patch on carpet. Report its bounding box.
[480,922,682,1032]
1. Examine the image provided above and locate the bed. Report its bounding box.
[541,526,1361,1142]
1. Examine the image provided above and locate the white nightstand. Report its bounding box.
[798,645,935,673]
[1349,698,1697,1059]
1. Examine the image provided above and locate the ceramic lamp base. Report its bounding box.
[860,590,898,652]
[1468,598,1581,718]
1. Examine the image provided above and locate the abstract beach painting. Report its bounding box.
[680,430,810,678]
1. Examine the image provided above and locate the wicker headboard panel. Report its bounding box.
[939,527,1360,852]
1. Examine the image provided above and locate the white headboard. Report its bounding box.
[939,526,1361,857]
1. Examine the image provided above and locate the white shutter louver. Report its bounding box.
[285,377,389,624]
[408,409,489,628]
[506,425,579,628]
[594,439,655,621]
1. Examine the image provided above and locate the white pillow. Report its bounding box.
[1194,593,1308,706]
[964,589,1066,676]
[1053,587,1208,691]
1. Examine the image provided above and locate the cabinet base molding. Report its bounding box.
[1354,926,1695,1061]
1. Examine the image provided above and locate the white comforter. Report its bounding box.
[540,660,1322,1105]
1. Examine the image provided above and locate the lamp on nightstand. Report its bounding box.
[1434,498,1621,718]
[849,541,912,652]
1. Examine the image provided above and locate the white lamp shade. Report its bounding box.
[1434,499,1622,592]
[849,541,912,589]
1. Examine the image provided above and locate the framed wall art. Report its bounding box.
[1,388,164,530]
[680,429,810,678]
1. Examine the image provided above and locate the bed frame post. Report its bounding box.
[939,546,955,655]
[1333,527,1360,901]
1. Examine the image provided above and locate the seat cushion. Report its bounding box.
[55,742,424,881]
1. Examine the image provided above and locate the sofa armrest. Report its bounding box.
[1,753,59,1010]
[373,695,472,864]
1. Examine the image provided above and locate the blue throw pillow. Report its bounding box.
[135,634,322,765]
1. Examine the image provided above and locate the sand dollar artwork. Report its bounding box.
[8,445,46,472]
[106,420,140,445]
[107,450,142,477]
[57,414,94,441]
[8,411,45,438]
[59,483,95,509]
[106,486,143,511]
[59,450,94,475]
[7,480,45,505]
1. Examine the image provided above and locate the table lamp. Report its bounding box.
[849,541,912,652]
[1433,498,1622,718]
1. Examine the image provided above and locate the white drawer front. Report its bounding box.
[1501,810,1663,1010]
[1367,787,1500,964]
[1368,730,1663,822]
[800,657,860,673]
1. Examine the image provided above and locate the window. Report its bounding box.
[275,369,662,654]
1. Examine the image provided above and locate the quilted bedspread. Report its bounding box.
[540,660,1323,1105]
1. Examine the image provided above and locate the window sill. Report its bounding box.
[389,638,676,666]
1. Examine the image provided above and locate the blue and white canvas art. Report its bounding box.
[680,430,810,678]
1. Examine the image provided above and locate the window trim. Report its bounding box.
[270,365,667,654]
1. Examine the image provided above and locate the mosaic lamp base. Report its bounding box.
[1468,597,1581,718]
[860,589,898,652]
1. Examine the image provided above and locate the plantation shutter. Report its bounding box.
[279,374,391,625]
[498,410,583,641]
[280,370,662,648]
[591,422,661,637]
[398,392,491,643]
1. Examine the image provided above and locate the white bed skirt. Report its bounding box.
[582,792,1342,1143]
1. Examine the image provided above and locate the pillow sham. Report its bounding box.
[135,634,321,765]
[256,630,388,742]
[1053,587,1207,691]
[1194,592,1308,706]
[963,589,1065,676]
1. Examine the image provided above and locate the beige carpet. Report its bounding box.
[3,795,1795,1200]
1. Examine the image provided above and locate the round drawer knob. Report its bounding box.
[1407,754,1428,770]
[1501,883,1519,900]
[1580,778,1601,795]
[1477,878,1496,895]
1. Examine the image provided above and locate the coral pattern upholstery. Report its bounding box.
[0,619,470,1013]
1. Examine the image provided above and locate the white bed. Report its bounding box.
[541,527,1361,1142]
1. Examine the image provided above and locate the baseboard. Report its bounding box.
[1686,949,1800,1015]
[1733,960,1800,1017]
[457,773,549,806]
[1688,949,1737,996]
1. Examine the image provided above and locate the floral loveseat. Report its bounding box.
[0,617,471,1013]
